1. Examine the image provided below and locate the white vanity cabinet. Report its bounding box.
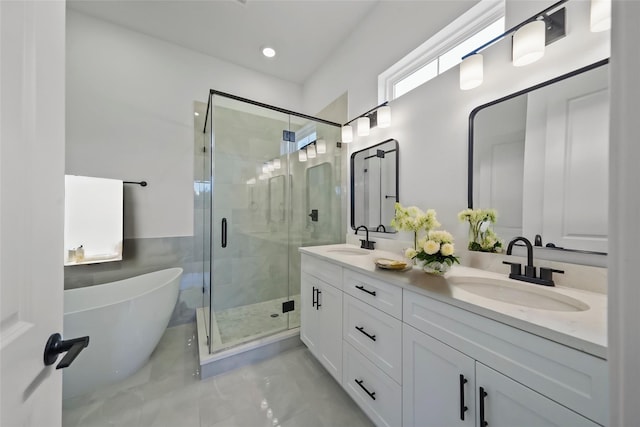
[300,256,343,384]
[403,289,607,427]
[299,249,607,427]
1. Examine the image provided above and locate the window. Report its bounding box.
[379,0,505,102]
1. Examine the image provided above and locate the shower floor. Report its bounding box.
[207,294,300,354]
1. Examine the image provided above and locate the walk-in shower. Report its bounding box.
[195,91,346,364]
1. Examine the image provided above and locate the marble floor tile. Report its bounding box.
[63,322,374,427]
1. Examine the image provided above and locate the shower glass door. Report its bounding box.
[208,94,292,353]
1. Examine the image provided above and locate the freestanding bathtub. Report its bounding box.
[62,268,182,400]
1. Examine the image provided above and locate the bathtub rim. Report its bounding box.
[64,267,183,316]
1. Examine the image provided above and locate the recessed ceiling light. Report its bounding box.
[194,112,200,116]
[262,47,276,58]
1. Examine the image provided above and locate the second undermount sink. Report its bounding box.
[448,276,589,312]
[325,247,371,256]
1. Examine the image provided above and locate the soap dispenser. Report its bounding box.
[75,245,85,262]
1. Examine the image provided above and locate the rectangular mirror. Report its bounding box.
[351,139,399,233]
[469,60,609,254]
[64,175,124,265]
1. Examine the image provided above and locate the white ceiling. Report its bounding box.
[67,0,381,84]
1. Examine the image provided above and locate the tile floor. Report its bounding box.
[62,322,374,427]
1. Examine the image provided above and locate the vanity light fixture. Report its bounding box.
[267,161,275,172]
[512,20,546,67]
[316,139,326,154]
[459,0,567,90]
[341,101,391,142]
[590,0,611,32]
[273,158,281,169]
[262,163,269,174]
[460,53,484,90]
[356,117,370,137]
[341,125,353,143]
[298,149,307,162]
[307,143,317,159]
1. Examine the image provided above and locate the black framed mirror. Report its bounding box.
[468,59,609,255]
[351,138,399,233]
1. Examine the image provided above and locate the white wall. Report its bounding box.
[66,10,303,238]
[608,0,640,424]
[305,0,610,248]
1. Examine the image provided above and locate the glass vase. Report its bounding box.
[421,260,450,275]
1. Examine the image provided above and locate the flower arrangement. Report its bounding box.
[458,208,503,253]
[390,203,440,250]
[405,230,460,274]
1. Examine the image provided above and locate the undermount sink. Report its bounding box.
[448,276,589,312]
[326,248,370,256]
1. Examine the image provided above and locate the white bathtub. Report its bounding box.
[63,268,182,400]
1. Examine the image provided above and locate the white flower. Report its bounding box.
[441,243,455,256]
[428,230,453,243]
[423,240,440,255]
[405,248,417,259]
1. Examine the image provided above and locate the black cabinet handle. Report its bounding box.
[312,286,317,308]
[221,218,227,248]
[479,386,488,426]
[459,374,468,420]
[316,289,322,309]
[355,285,376,297]
[355,326,376,342]
[355,379,376,400]
[43,333,90,370]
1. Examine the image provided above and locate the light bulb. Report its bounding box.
[377,106,391,128]
[590,0,611,32]
[273,159,281,169]
[316,139,326,154]
[307,144,316,159]
[298,149,307,162]
[341,125,353,143]
[357,117,370,136]
[262,164,269,174]
[513,20,546,67]
[460,54,483,90]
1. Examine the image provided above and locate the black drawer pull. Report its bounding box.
[479,386,488,426]
[355,326,376,341]
[459,374,468,420]
[355,379,376,400]
[355,285,376,297]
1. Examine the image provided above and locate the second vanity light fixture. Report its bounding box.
[341,102,391,143]
[460,0,579,90]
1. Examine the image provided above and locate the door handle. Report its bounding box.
[459,374,468,420]
[221,218,227,248]
[43,333,89,370]
[312,286,317,308]
[479,386,488,426]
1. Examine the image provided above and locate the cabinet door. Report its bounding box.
[300,272,320,356]
[403,324,475,427]
[476,363,600,427]
[317,280,343,383]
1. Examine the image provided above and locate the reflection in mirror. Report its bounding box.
[351,139,399,233]
[470,60,609,254]
[64,175,124,265]
[268,175,285,223]
[307,163,331,229]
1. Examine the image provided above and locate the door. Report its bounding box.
[1,1,66,425]
[403,324,475,427]
[300,273,320,355]
[476,363,600,427]
[316,280,343,383]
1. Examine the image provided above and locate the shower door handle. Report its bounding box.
[221,218,227,248]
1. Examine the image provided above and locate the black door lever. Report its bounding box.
[43,333,90,369]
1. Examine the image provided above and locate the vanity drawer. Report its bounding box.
[403,290,609,426]
[343,341,402,427]
[301,254,342,289]
[343,294,402,383]
[343,269,402,319]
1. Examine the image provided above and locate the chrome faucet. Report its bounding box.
[503,236,564,286]
[355,225,375,250]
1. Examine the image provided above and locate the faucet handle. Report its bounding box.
[502,261,521,276]
[539,267,564,282]
[360,239,375,250]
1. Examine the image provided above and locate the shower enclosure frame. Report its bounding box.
[201,90,344,355]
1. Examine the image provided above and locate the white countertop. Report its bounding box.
[299,243,607,359]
